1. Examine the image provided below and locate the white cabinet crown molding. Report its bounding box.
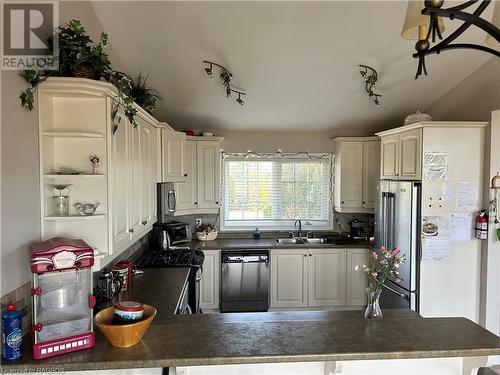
[375,121,488,137]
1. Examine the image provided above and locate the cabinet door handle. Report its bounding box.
[184,173,188,177]
[129,228,134,233]
[141,220,148,225]
[362,201,366,204]
[195,202,198,205]
[341,201,345,204]
[309,254,312,257]
[216,201,219,204]
[303,254,307,257]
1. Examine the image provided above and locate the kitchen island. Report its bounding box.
[2,269,500,374]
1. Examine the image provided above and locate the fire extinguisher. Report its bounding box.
[475,210,488,240]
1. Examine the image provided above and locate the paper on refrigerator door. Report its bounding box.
[423,152,448,181]
[450,212,473,241]
[422,216,450,261]
[455,182,479,211]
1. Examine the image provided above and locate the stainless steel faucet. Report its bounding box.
[294,219,302,238]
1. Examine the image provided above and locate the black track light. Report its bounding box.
[236,93,244,106]
[205,63,213,78]
[203,60,247,105]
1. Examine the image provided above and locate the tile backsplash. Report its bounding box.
[175,212,373,237]
[1,282,32,335]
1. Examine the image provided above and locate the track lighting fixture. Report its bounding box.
[236,92,245,105]
[203,60,247,105]
[359,65,382,107]
[205,62,214,78]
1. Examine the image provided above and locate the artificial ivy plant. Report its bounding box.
[19,20,159,129]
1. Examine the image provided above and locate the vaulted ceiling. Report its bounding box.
[91,1,494,135]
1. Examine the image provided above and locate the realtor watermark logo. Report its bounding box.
[1,1,59,70]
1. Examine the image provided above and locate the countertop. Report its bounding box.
[3,268,500,371]
[191,238,370,250]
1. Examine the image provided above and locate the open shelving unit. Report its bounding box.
[38,82,111,259]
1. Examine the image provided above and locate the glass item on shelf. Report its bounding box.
[74,202,100,216]
[364,287,383,319]
[49,185,72,216]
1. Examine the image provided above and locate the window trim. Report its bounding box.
[220,153,334,231]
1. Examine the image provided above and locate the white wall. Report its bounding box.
[425,57,500,122]
[0,1,125,296]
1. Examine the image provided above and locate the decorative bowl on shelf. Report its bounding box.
[94,304,156,348]
[74,202,100,216]
[196,230,218,241]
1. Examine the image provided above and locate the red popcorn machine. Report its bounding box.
[30,237,96,359]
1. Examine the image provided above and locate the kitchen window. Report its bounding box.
[221,154,333,230]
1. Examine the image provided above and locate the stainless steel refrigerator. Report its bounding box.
[374,180,421,312]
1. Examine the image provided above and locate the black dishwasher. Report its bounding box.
[220,250,270,312]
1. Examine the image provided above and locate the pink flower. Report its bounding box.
[371,251,378,260]
[371,271,378,278]
[396,278,401,283]
[391,247,400,257]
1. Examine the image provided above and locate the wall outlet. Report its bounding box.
[196,218,202,227]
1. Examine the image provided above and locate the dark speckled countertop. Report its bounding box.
[191,238,370,250]
[3,269,500,371]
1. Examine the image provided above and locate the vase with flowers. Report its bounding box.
[355,246,406,319]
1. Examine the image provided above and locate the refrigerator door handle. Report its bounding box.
[383,283,407,299]
[381,192,388,249]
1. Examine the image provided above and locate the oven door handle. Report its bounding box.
[383,283,407,299]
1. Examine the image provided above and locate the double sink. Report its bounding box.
[275,234,352,246]
[275,237,330,245]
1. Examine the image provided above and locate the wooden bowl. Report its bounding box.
[94,304,156,348]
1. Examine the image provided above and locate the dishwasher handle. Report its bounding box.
[222,252,269,263]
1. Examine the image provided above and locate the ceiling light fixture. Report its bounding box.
[402,0,500,79]
[203,60,247,105]
[359,65,382,107]
[204,62,214,78]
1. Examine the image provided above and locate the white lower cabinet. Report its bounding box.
[346,248,370,306]
[200,250,220,310]
[308,249,346,307]
[270,250,308,308]
[270,248,368,309]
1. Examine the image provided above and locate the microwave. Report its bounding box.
[157,182,176,223]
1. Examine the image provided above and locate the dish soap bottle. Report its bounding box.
[253,227,261,240]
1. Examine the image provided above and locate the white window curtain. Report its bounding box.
[221,154,333,230]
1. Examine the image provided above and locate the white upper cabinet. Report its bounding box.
[196,140,221,210]
[338,142,363,208]
[362,141,381,209]
[308,249,346,307]
[399,129,422,180]
[110,109,131,253]
[37,78,163,270]
[175,139,197,213]
[174,137,223,216]
[380,134,399,179]
[161,129,186,182]
[332,137,380,213]
[378,127,423,181]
